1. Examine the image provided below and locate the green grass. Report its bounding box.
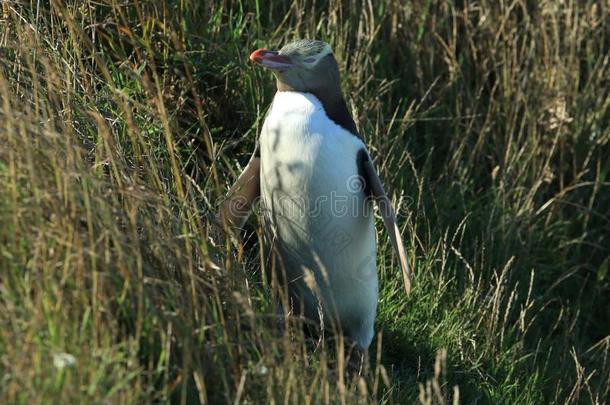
[1,0,609,403]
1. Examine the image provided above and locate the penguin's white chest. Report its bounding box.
[259,91,378,348]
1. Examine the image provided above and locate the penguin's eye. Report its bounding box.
[303,57,316,64]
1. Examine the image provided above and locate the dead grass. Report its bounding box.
[0,0,608,403]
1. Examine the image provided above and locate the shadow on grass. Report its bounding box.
[373,324,487,403]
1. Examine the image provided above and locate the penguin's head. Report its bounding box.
[250,39,341,97]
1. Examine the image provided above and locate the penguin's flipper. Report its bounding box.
[359,152,412,294]
[220,155,261,229]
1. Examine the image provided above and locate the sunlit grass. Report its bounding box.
[0,1,608,403]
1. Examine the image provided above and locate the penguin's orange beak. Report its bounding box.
[250,49,295,70]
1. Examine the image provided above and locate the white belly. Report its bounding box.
[259,91,378,348]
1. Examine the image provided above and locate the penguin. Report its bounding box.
[220,39,411,352]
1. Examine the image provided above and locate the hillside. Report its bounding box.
[0,1,608,403]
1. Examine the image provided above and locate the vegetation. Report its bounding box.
[0,0,608,403]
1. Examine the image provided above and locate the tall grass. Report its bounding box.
[0,0,608,403]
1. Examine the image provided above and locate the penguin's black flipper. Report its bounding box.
[358,149,412,294]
